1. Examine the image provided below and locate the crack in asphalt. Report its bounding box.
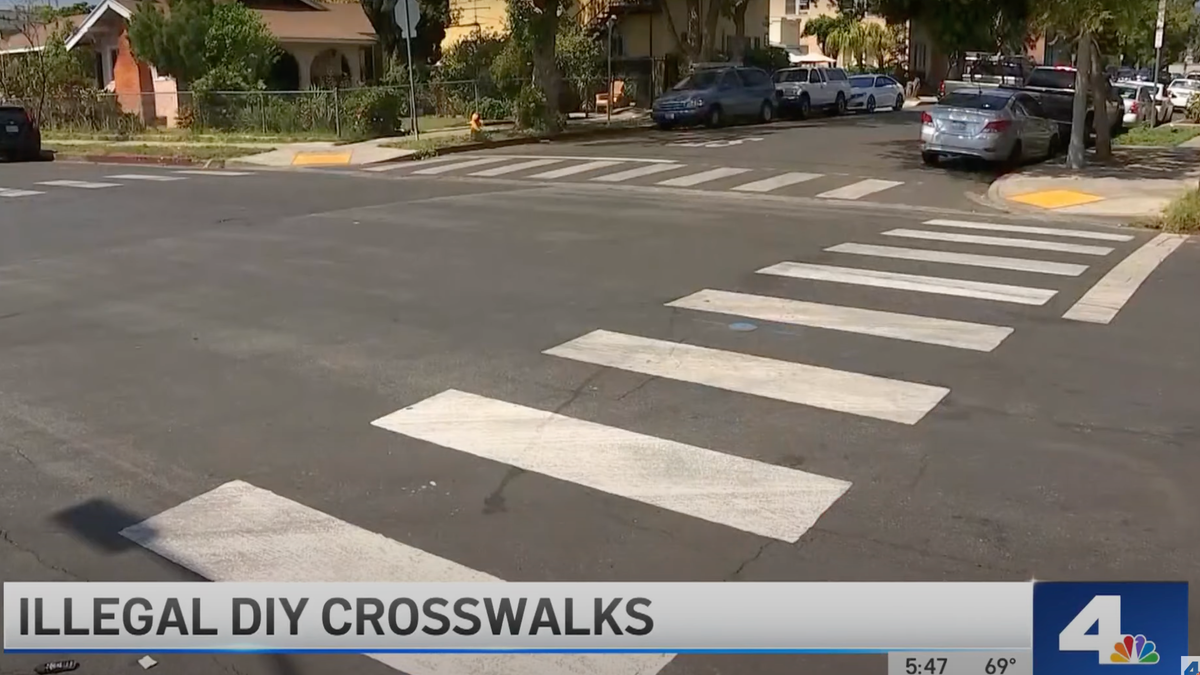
[726,540,776,581]
[1,438,36,466]
[0,529,84,580]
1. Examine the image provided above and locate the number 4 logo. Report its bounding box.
[1182,658,1199,675]
[1060,596,1124,664]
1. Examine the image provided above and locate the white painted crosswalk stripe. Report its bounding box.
[121,480,674,675]
[757,262,1057,306]
[106,174,187,182]
[412,157,509,174]
[1063,233,1188,324]
[175,170,252,176]
[545,329,949,424]
[924,219,1135,242]
[816,178,903,200]
[363,156,463,172]
[0,188,43,197]
[373,389,851,541]
[667,289,1012,352]
[469,158,563,176]
[36,179,120,189]
[590,163,685,182]
[527,160,624,179]
[826,242,1089,277]
[884,228,1115,256]
[657,167,752,187]
[730,172,823,193]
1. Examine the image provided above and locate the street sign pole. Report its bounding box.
[1153,0,1166,91]
[394,0,422,140]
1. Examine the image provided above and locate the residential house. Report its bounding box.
[0,0,380,126]
[906,18,1051,95]
[767,0,886,66]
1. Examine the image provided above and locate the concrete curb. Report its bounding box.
[372,123,656,164]
[50,152,228,168]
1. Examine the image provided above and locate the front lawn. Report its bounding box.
[47,143,268,161]
[1114,124,1200,147]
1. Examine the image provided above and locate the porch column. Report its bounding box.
[340,46,362,84]
[284,44,321,89]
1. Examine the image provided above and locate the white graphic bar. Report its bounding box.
[36,180,120,189]
[1063,233,1188,324]
[590,163,685,182]
[469,158,563,176]
[730,172,823,193]
[657,167,752,187]
[826,243,1089,277]
[527,160,624,179]
[175,170,253,176]
[545,330,949,424]
[119,480,674,675]
[0,188,43,197]
[667,289,1012,352]
[106,174,186,182]
[884,229,1114,256]
[757,262,1057,306]
[924,219,1135,242]
[816,179,903,200]
[373,389,851,541]
[412,157,509,175]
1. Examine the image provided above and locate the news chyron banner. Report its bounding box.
[3,580,1191,674]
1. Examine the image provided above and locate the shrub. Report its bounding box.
[514,84,546,129]
[474,96,512,121]
[340,87,407,137]
[1186,93,1200,123]
[1148,187,1200,233]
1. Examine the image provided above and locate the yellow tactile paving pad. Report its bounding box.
[1008,189,1105,209]
[291,151,353,166]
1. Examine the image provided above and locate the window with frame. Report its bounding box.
[808,69,822,83]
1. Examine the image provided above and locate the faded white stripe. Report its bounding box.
[107,174,187,182]
[730,172,823,193]
[37,180,120,189]
[884,229,1114,256]
[590,163,685,182]
[412,157,509,174]
[656,167,752,187]
[1063,233,1188,324]
[121,481,673,675]
[527,160,624,179]
[0,188,43,197]
[373,389,851,541]
[667,289,1012,352]
[469,158,563,176]
[363,157,463,172]
[175,170,253,176]
[816,179,903,200]
[827,243,1089,277]
[545,330,949,424]
[924,219,1135,242]
[757,262,1056,305]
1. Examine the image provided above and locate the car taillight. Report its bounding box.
[1130,101,1139,113]
[23,110,37,129]
[921,111,933,124]
[982,119,1011,132]
[938,81,945,97]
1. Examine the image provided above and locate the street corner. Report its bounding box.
[1007,188,1105,209]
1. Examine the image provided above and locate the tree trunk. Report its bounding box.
[700,0,722,61]
[731,1,747,64]
[686,0,702,59]
[1067,32,1091,170]
[530,1,562,131]
[1089,36,1112,162]
[661,0,695,64]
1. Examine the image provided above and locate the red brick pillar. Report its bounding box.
[113,27,156,124]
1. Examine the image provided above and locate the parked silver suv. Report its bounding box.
[773,66,852,118]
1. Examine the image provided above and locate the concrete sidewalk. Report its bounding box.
[989,146,1200,218]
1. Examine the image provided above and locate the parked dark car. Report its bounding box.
[652,66,777,129]
[0,103,41,161]
[1017,66,1122,138]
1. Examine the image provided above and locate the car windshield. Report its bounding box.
[849,76,875,88]
[0,107,25,123]
[673,70,721,91]
[1170,79,1200,89]
[1026,68,1076,90]
[772,70,803,83]
[1114,86,1139,100]
[938,92,1010,110]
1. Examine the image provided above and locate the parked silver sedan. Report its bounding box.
[920,89,1060,166]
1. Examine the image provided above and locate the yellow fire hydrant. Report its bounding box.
[470,112,483,132]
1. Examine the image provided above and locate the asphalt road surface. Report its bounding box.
[0,158,1198,675]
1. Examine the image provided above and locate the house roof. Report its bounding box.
[0,13,88,52]
[1,0,376,53]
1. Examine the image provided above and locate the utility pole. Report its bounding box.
[1153,0,1166,87]
[606,14,616,126]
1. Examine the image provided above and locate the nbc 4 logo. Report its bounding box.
[1059,595,1160,665]
[1183,658,1200,674]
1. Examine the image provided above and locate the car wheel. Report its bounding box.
[894,93,904,110]
[1004,141,1023,169]
[705,105,723,128]
[866,95,876,113]
[797,94,811,119]
[759,100,775,124]
[655,122,676,131]
[834,92,847,115]
[921,151,939,166]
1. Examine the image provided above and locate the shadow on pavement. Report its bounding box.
[51,498,152,554]
[1017,146,1200,181]
[873,138,1006,185]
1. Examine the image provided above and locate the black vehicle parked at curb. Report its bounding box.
[0,103,42,162]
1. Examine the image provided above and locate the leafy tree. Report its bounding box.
[0,12,94,124]
[504,0,564,130]
[874,0,1031,77]
[660,0,728,63]
[802,14,850,57]
[836,0,871,21]
[41,2,93,20]
[359,0,453,67]
[556,21,602,109]
[128,0,278,89]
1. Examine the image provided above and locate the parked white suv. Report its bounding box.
[773,66,852,118]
